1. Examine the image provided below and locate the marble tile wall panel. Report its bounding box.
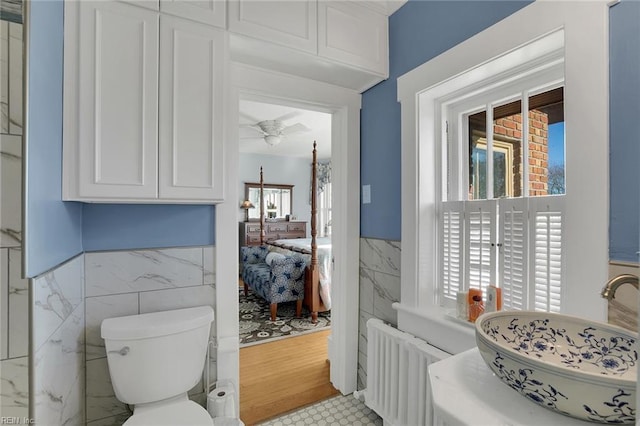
[86,357,130,423]
[0,355,28,417]
[138,284,215,314]
[607,262,639,331]
[87,413,131,426]
[8,247,27,358]
[357,310,374,391]
[0,20,22,134]
[358,238,401,392]
[1,14,25,421]
[85,293,139,361]
[0,20,8,133]
[359,238,401,277]
[86,412,131,426]
[84,246,216,425]
[203,246,215,285]
[371,271,400,326]
[33,254,84,351]
[7,21,21,135]
[33,304,85,426]
[1,248,7,359]
[1,134,22,247]
[85,348,215,424]
[358,249,400,326]
[85,247,205,297]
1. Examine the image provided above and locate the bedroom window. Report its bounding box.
[316,161,332,237]
[319,181,332,237]
[441,75,566,312]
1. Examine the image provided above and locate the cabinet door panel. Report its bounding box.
[318,1,387,75]
[159,16,226,201]
[160,0,226,28]
[78,1,159,199]
[228,0,317,54]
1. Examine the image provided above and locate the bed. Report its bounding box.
[257,142,331,322]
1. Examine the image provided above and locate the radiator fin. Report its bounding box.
[364,319,450,426]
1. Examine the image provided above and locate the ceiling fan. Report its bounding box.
[240,111,311,146]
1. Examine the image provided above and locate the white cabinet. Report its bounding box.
[158,15,226,200]
[63,1,226,203]
[122,0,227,28]
[160,0,226,28]
[318,1,388,76]
[227,0,389,92]
[228,0,317,54]
[69,1,159,200]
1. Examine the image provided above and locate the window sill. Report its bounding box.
[393,302,477,355]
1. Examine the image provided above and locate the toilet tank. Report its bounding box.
[101,306,214,405]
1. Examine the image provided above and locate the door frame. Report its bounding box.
[215,62,362,395]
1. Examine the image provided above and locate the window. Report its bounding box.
[397,1,609,352]
[441,83,566,312]
[319,181,332,237]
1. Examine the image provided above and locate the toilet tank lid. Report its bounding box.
[101,306,214,340]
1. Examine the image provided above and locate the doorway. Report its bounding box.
[237,98,334,423]
[214,62,362,414]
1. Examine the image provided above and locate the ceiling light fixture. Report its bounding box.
[264,134,281,146]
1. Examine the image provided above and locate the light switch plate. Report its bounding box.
[362,185,371,204]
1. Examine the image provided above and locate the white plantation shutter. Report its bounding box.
[465,201,496,296]
[499,199,528,310]
[440,201,464,302]
[530,197,564,312]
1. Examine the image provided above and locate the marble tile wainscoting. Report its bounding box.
[29,245,216,425]
[607,261,639,332]
[0,15,26,420]
[357,238,401,391]
[84,246,216,426]
[33,255,85,424]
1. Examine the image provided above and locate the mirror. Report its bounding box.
[245,183,293,220]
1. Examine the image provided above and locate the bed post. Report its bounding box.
[260,166,265,245]
[309,142,320,322]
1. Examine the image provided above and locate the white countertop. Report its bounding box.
[428,348,592,426]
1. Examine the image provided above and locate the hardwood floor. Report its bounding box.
[239,329,339,425]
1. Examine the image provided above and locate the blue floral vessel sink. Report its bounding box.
[475,311,637,424]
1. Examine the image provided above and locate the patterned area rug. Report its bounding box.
[239,289,331,347]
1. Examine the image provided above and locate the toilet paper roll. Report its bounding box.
[207,385,237,419]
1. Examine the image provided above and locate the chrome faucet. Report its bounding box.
[600,274,639,300]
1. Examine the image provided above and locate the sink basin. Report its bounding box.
[475,311,637,424]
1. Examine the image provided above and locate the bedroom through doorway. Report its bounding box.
[236,98,336,423]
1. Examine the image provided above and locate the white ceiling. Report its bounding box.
[238,99,332,160]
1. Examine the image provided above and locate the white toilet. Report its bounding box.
[101,305,218,425]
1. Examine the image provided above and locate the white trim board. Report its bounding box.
[216,62,362,395]
[397,0,610,353]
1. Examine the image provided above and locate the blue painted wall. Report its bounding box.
[361,0,640,263]
[609,0,640,262]
[82,204,214,252]
[360,0,530,240]
[25,0,83,277]
[25,1,214,276]
[25,0,639,275]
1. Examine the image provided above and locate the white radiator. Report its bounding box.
[361,318,450,426]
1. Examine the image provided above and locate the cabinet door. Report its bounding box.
[318,1,388,75]
[158,15,226,201]
[160,0,226,28]
[77,1,159,199]
[228,0,317,54]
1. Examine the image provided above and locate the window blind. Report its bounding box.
[440,196,564,311]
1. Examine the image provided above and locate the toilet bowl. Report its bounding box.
[101,306,218,426]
